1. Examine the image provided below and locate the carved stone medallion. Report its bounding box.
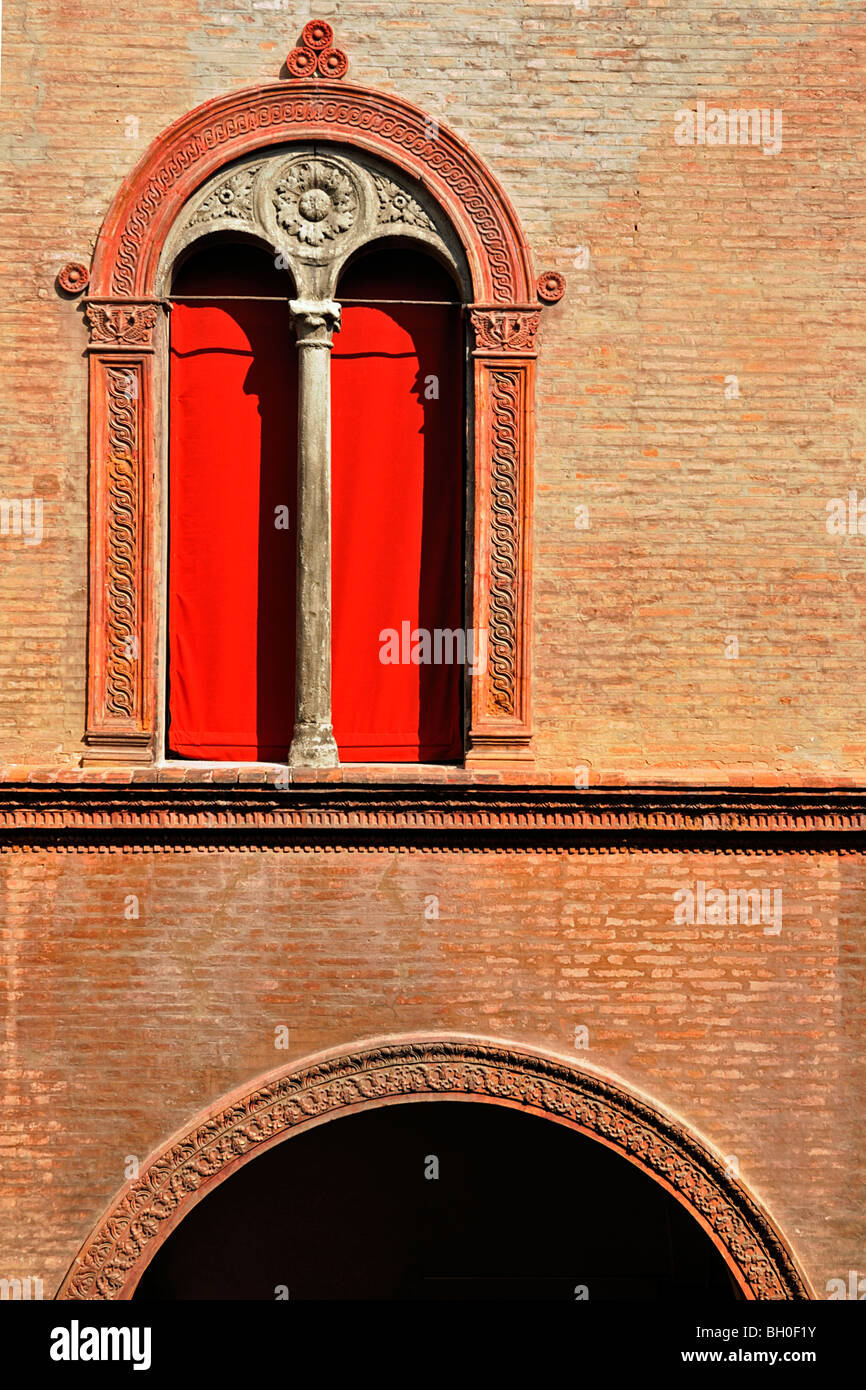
[271,156,359,248]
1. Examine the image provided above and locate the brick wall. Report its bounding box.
[0,2,864,776]
[0,1,864,1304]
[1,843,863,1296]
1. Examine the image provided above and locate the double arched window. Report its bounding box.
[78,73,551,771]
[159,145,472,766]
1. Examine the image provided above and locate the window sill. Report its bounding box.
[69,761,549,786]
[2,763,865,792]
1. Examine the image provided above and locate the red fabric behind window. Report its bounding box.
[168,245,297,760]
[331,251,464,762]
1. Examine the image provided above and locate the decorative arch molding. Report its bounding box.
[57,1036,811,1301]
[89,82,535,304]
[79,59,557,768]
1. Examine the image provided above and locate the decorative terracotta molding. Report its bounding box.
[84,302,161,351]
[287,19,348,81]
[82,317,159,762]
[83,353,154,763]
[104,368,140,719]
[536,270,566,304]
[301,19,334,49]
[2,785,865,849]
[57,262,90,295]
[55,1037,811,1300]
[467,358,534,759]
[91,84,534,305]
[487,371,523,716]
[470,307,539,353]
[466,309,538,748]
[78,59,564,768]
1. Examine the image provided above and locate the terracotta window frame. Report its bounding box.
[76,76,564,771]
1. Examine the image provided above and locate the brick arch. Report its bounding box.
[57,1036,811,1300]
[82,78,546,767]
[89,81,535,303]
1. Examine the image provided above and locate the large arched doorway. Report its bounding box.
[132,1100,738,1300]
[58,1039,811,1300]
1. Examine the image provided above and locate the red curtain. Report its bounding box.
[331,251,464,761]
[168,243,463,764]
[168,244,297,760]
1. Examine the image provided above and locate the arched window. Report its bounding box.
[78,57,552,772]
[158,147,477,770]
[166,239,465,765]
[331,249,464,763]
[168,242,298,761]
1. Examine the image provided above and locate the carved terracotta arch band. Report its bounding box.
[58,1036,811,1300]
[90,83,535,301]
[84,79,546,766]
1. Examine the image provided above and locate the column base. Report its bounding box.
[465,728,534,767]
[81,731,154,766]
[289,722,340,769]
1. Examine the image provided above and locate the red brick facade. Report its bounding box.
[0,4,864,1301]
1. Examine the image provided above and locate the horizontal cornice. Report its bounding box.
[1,784,865,850]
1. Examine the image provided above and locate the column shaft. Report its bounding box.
[288,299,341,768]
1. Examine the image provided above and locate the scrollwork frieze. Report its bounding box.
[3,787,866,843]
[103,366,141,722]
[486,368,522,717]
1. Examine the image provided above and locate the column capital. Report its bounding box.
[84,299,164,353]
[290,299,342,346]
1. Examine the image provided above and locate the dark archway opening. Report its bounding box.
[134,1101,741,1300]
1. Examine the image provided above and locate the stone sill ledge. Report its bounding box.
[1,763,866,790]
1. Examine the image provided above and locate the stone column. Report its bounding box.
[288,299,341,768]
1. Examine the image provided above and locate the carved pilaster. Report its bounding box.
[466,306,536,764]
[83,312,158,763]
